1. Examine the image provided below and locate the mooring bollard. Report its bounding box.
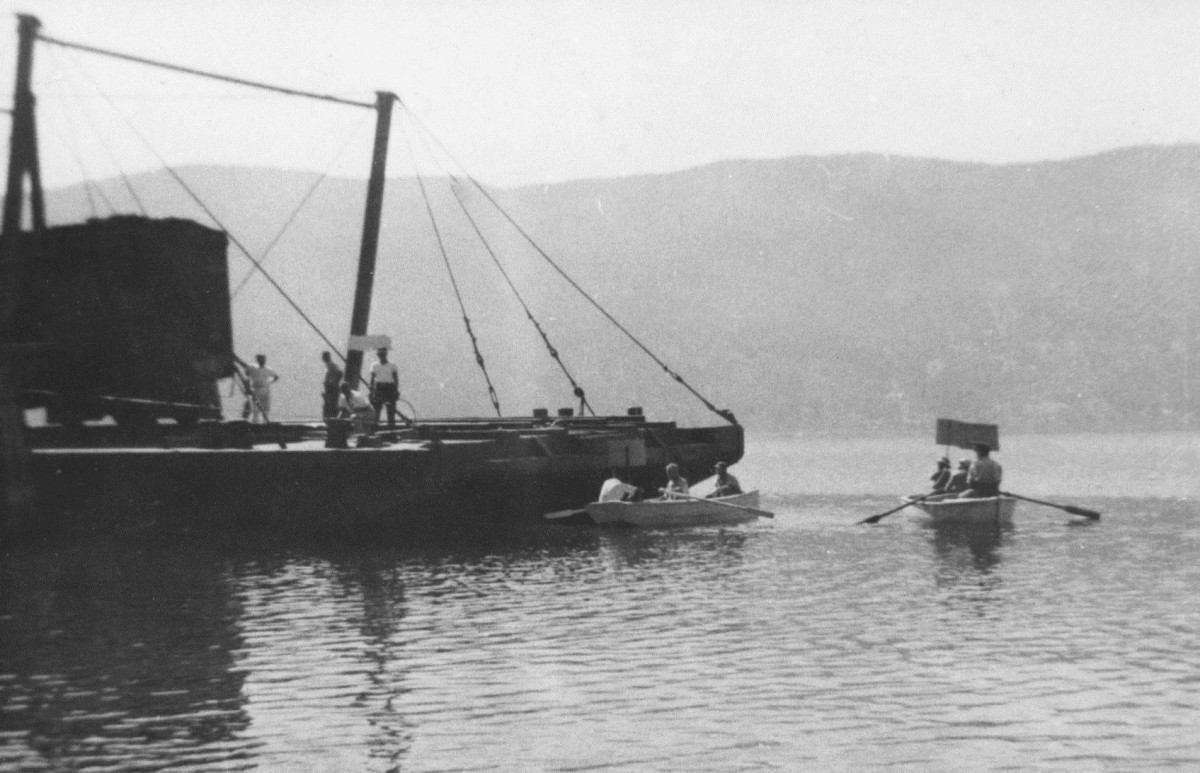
[325,418,350,449]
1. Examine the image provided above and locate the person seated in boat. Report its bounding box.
[661,463,689,499]
[930,457,951,493]
[944,459,971,495]
[959,443,1002,498]
[599,469,640,502]
[707,461,742,498]
[337,382,375,434]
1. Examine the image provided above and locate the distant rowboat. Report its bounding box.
[586,491,763,527]
[904,494,1016,525]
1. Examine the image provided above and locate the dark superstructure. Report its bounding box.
[14,217,232,426]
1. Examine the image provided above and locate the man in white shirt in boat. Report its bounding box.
[369,348,402,429]
[599,469,640,502]
[707,461,743,498]
[662,463,689,499]
[960,443,1002,498]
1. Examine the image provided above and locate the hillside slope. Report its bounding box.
[32,146,1200,431]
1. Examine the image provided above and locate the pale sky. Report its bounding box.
[4,0,1200,188]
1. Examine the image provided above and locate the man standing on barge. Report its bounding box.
[246,354,279,423]
[321,351,342,419]
[369,348,401,429]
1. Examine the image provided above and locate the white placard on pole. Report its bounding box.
[348,334,392,351]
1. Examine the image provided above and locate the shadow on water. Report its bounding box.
[593,527,752,568]
[0,540,253,771]
[924,520,1009,593]
[0,506,772,770]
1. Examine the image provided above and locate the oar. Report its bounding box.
[860,492,940,525]
[999,491,1101,520]
[543,508,587,522]
[661,489,775,518]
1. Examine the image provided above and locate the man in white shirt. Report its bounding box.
[245,354,279,423]
[369,348,402,429]
[662,463,689,499]
[338,382,374,434]
[599,469,639,502]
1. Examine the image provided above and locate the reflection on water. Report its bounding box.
[2,494,1200,771]
[928,521,1007,584]
[0,542,253,770]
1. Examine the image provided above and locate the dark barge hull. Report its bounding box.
[11,417,744,541]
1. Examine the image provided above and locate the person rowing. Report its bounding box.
[706,461,743,498]
[959,443,1002,498]
[661,463,689,499]
[945,459,971,495]
[930,456,951,493]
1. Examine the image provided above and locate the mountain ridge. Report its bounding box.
[27,144,1200,432]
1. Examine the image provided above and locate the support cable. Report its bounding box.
[447,177,595,416]
[43,46,116,216]
[231,110,372,298]
[51,47,148,215]
[40,108,100,219]
[402,114,594,415]
[38,32,375,110]
[402,129,502,417]
[402,108,737,425]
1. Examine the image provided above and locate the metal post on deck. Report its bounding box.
[0,14,40,535]
[344,91,397,388]
[3,14,46,236]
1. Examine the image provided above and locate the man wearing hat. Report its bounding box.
[945,459,971,495]
[707,461,743,498]
[930,457,951,493]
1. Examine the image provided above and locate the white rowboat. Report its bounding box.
[904,494,1016,525]
[586,491,763,527]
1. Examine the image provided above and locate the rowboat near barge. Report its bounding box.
[0,15,744,540]
[585,491,765,528]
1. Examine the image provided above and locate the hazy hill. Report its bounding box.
[33,146,1200,432]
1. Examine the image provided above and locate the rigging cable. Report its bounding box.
[402,111,594,415]
[38,31,375,110]
[66,51,350,365]
[40,107,100,219]
[51,46,148,216]
[447,176,595,417]
[403,109,737,425]
[230,109,372,298]
[402,113,593,415]
[402,127,503,417]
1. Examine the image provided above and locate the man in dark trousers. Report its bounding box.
[369,348,401,429]
[321,351,343,419]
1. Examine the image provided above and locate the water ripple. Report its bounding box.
[3,494,1200,771]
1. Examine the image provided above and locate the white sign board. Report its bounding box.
[347,334,392,351]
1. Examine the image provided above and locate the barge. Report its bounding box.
[0,15,744,541]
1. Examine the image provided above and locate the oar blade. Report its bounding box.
[1063,505,1101,520]
[860,493,936,524]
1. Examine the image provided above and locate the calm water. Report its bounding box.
[2,433,1199,771]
